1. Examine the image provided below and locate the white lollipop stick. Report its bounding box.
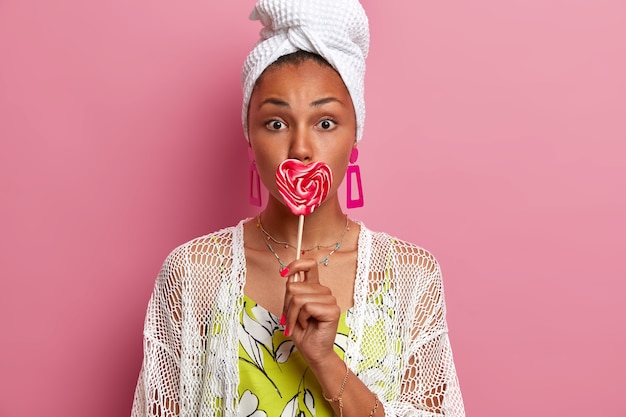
[294,215,305,281]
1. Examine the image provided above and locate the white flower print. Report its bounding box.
[239,390,267,417]
[279,395,298,417]
[275,339,296,363]
[250,304,280,348]
[241,302,297,366]
[303,388,316,415]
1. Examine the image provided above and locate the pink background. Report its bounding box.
[1,0,625,416]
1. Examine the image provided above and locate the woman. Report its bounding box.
[132,1,465,416]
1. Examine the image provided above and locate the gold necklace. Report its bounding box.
[257,215,349,254]
[256,215,350,272]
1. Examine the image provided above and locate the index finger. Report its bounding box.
[282,257,320,284]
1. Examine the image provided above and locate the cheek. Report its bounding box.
[251,152,282,192]
[256,157,276,182]
[329,154,352,187]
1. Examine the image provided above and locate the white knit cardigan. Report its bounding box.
[132,220,465,417]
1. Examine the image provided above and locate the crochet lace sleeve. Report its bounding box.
[131,246,187,417]
[131,227,241,417]
[385,241,465,417]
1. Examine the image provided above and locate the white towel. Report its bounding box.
[241,0,369,142]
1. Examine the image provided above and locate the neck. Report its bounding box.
[259,195,348,247]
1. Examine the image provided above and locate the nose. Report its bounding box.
[288,125,313,163]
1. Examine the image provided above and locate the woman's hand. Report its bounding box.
[280,257,385,417]
[281,257,341,366]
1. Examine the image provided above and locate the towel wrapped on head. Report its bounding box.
[241,0,370,142]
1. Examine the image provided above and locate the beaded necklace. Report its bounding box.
[256,215,350,273]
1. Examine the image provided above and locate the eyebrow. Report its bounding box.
[258,97,345,109]
[310,97,345,107]
[259,98,290,108]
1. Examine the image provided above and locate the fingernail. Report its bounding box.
[284,326,290,337]
[279,315,286,326]
[280,267,290,277]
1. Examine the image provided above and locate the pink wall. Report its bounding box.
[1,1,624,416]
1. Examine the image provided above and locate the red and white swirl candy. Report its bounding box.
[276,159,333,216]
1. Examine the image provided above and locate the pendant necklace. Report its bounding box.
[256,215,350,273]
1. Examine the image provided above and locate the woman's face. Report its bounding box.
[248,59,357,208]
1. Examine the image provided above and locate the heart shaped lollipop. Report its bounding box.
[276,159,333,216]
[275,159,333,281]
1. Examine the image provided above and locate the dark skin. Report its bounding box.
[243,58,384,416]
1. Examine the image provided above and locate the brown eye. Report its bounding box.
[266,120,286,130]
[318,119,336,130]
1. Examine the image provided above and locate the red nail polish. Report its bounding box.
[280,267,290,277]
[279,315,286,326]
[284,326,290,337]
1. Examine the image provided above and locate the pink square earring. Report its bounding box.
[249,148,262,206]
[346,148,364,208]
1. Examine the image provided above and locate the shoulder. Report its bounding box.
[149,222,246,311]
[158,222,243,280]
[362,224,441,278]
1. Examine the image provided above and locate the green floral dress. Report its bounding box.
[238,294,350,417]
